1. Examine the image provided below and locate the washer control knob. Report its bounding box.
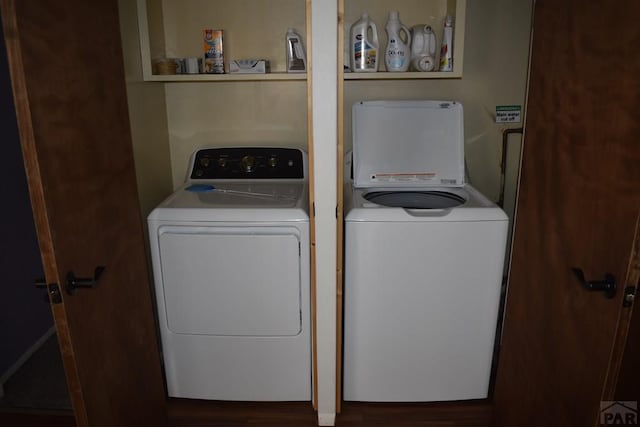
[240,155,256,173]
[217,158,228,168]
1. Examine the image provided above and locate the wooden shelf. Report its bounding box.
[136,0,307,82]
[344,71,462,80]
[144,73,307,82]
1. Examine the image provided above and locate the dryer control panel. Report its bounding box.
[190,147,305,179]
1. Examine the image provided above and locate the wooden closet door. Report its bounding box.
[1,1,167,426]
[494,1,640,426]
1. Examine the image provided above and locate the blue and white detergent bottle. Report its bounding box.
[384,11,411,72]
[350,13,379,72]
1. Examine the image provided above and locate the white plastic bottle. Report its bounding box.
[350,13,379,72]
[439,15,454,72]
[384,11,411,72]
[410,25,437,72]
[286,28,306,73]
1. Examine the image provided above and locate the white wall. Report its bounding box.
[164,81,308,187]
[119,0,174,219]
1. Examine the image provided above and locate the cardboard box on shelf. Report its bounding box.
[229,60,271,74]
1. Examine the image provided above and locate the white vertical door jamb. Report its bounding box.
[311,0,338,425]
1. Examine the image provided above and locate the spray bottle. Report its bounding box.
[438,15,454,72]
[286,28,307,73]
[384,11,411,72]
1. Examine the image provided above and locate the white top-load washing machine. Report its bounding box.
[343,100,508,402]
[148,147,311,401]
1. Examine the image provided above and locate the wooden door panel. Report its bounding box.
[494,1,640,425]
[1,1,167,425]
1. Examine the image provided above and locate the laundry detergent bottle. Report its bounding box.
[384,11,411,72]
[350,13,379,72]
[410,25,437,71]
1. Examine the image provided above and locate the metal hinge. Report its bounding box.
[623,286,636,308]
[47,284,62,304]
[35,279,62,304]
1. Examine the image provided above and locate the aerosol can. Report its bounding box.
[439,15,454,71]
[410,25,437,72]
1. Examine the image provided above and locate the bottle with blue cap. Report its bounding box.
[350,12,379,72]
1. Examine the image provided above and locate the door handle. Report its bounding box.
[66,266,105,295]
[571,267,616,299]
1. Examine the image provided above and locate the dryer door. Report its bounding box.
[158,225,303,336]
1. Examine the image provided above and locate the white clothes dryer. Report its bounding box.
[343,101,508,402]
[148,147,311,401]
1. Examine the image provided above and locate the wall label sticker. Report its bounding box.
[496,105,522,123]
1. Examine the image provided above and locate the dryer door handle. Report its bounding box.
[571,267,616,299]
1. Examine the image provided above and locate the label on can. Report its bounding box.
[203,29,224,74]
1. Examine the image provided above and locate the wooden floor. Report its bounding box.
[0,399,493,426]
[168,400,318,426]
[0,409,75,427]
[338,401,492,426]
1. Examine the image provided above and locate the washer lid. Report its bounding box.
[352,100,465,188]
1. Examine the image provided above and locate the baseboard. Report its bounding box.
[0,326,56,388]
[318,412,336,426]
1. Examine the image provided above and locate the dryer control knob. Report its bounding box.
[240,155,256,173]
[268,156,278,168]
